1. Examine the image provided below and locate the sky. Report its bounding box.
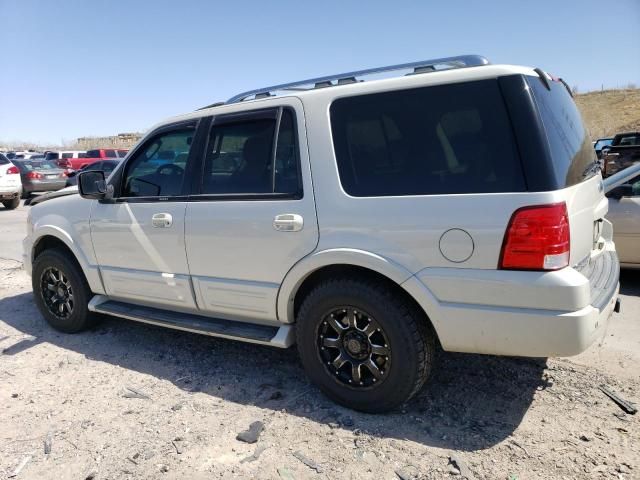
[1,0,639,145]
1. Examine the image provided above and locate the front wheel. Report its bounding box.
[296,278,435,413]
[32,249,96,333]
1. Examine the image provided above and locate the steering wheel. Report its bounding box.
[156,164,184,176]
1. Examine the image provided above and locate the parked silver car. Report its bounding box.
[607,174,640,268]
[23,55,620,412]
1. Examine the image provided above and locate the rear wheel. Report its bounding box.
[296,278,435,413]
[2,197,19,210]
[32,249,96,333]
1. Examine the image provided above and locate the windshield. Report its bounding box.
[594,138,613,150]
[528,77,596,187]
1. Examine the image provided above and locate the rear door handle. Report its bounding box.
[152,213,173,228]
[273,214,303,232]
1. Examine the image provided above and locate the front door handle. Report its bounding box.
[273,214,303,232]
[152,213,173,228]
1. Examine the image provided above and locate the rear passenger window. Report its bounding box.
[105,150,117,158]
[201,109,300,196]
[330,80,525,196]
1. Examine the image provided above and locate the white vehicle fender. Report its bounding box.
[277,248,423,324]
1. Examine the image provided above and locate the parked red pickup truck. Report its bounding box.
[56,148,128,170]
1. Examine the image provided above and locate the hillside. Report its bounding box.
[575,88,640,139]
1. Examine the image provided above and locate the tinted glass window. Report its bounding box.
[617,134,640,146]
[201,109,300,195]
[528,78,596,187]
[61,153,74,159]
[105,149,117,158]
[330,80,525,196]
[86,150,100,158]
[122,130,193,197]
[45,152,59,160]
[0,154,8,165]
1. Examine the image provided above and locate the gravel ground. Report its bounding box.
[1,213,639,479]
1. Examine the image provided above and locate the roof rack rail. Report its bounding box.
[226,54,489,104]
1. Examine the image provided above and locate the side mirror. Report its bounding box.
[78,170,108,199]
[607,184,633,200]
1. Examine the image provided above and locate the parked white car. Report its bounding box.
[0,153,22,209]
[23,55,620,412]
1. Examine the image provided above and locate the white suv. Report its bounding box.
[23,56,620,412]
[0,153,22,209]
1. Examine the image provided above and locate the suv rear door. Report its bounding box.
[184,98,318,323]
[90,120,204,310]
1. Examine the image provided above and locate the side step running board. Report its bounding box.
[88,295,294,348]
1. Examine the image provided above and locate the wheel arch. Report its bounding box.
[277,249,441,343]
[31,228,105,295]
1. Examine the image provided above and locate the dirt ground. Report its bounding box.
[1,255,639,480]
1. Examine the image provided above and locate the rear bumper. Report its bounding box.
[23,181,66,193]
[407,250,620,357]
[0,185,21,199]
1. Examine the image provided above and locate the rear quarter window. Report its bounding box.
[527,77,595,187]
[330,79,526,196]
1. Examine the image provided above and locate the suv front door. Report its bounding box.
[91,121,203,310]
[185,99,318,324]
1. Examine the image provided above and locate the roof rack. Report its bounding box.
[226,54,489,104]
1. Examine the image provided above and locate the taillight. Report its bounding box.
[7,166,19,174]
[499,203,570,271]
[27,171,43,179]
[59,171,68,178]
[58,159,71,168]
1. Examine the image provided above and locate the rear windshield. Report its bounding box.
[15,160,59,171]
[527,77,596,187]
[330,79,525,196]
[45,152,59,160]
[105,149,117,158]
[86,150,100,158]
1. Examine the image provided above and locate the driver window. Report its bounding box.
[122,129,193,198]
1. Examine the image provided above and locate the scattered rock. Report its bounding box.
[11,393,18,398]
[579,434,591,442]
[448,465,461,475]
[449,455,476,480]
[84,470,97,480]
[395,468,414,480]
[170,402,183,411]
[236,421,264,444]
[293,450,323,473]
[159,464,169,473]
[172,438,183,454]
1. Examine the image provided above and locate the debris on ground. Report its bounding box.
[122,386,151,400]
[8,455,31,478]
[600,384,638,414]
[449,455,476,480]
[43,430,53,454]
[277,467,295,480]
[293,450,323,473]
[240,443,268,463]
[236,421,264,444]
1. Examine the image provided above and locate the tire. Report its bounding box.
[296,278,435,413]
[32,248,96,333]
[2,197,19,210]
